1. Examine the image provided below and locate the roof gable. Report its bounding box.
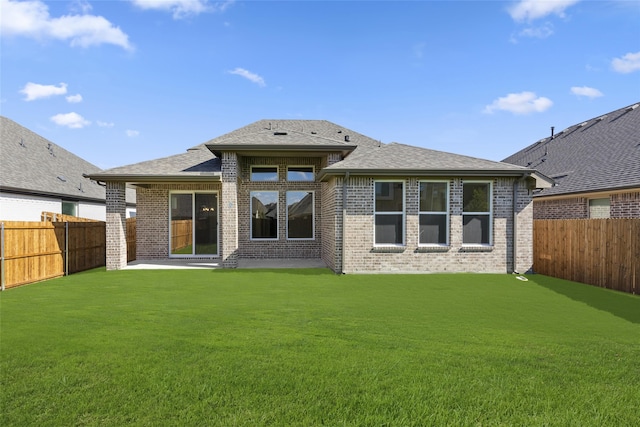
[503,102,640,196]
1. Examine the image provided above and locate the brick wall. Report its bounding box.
[136,183,221,260]
[105,182,127,270]
[611,191,640,218]
[534,197,588,219]
[237,156,325,259]
[339,176,533,274]
[221,152,239,267]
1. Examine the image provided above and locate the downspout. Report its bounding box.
[341,172,350,274]
[512,174,529,274]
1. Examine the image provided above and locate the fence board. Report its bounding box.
[534,219,639,294]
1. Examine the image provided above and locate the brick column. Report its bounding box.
[221,152,238,268]
[106,181,127,270]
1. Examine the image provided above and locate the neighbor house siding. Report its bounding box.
[237,156,323,259]
[136,183,221,260]
[341,177,532,274]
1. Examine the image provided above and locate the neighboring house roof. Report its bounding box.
[89,118,551,187]
[1,116,135,204]
[503,102,640,197]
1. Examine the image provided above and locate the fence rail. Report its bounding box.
[534,219,639,294]
[1,215,137,289]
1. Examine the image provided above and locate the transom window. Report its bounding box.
[251,191,278,239]
[462,181,492,245]
[287,191,314,239]
[374,181,405,246]
[419,181,449,245]
[287,166,314,181]
[251,166,278,182]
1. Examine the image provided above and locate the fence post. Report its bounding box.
[65,221,69,276]
[1,222,5,291]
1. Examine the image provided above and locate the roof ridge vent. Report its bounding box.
[627,103,639,111]
[596,115,607,121]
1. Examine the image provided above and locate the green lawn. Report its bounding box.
[1,269,638,426]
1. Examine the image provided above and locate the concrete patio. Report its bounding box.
[124,258,327,270]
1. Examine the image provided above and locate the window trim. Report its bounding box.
[588,197,611,219]
[373,180,406,247]
[286,165,315,182]
[250,190,279,241]
[250,165,279,182]
[462,180,493,246]
[286,190,315,240]
[168,190,219,258]
[418,180,450,247]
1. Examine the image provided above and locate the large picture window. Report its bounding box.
[462,182,492,245]
[170,192,218,256]
[374,181,404,245]
[251,191,278,239]
[419,181,449,245]
[287,191,314,239]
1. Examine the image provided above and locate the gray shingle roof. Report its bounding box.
[89,145,220,182]
[1,116,135,204]
[502,102,640,197]
[320,142,534,177]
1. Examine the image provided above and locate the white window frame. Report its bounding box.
[462,180,493,246]
[588,198,610,219]
[250,165,279,182]
[418,180,450,246]
[250,191,279,241]
[286,165,315,182]
[373,180,405,247]
[286,190,315,240]
[168,191,219,258]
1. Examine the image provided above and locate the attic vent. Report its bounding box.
[57,176,67,182]
[19,138,26,148]
[344,135,350,142]
[578,121,588,127]
[596,115,607,121]
[627,103,639,111]
[311,131,317,134]
[78,182,84,192]
[274,132,288,136]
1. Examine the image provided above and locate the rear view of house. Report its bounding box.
[90,120,552,273]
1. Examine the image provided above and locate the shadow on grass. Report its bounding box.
[531,275,640,325]
[210,268,336,276]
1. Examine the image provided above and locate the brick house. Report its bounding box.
[503,102,640,219]
[89,120,552,273]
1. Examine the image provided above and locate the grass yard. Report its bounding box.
[1,269,638,426]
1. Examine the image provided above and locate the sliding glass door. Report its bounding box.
[170,192,218,256]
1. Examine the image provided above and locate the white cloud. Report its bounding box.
[508,0,580,22]
[571,86,603,98]
[126,129,140,137]
[97,121,114,127]
[516,22,554,39]
[66,94,83,103]
[50,112,90,128]
[130,0,234,19]
[20,82,67,101]
[611,51,640,74]
[228,67,266,87]
[0,0,132,51]
[484,92,553,115]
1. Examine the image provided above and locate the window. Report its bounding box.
[287,191,314,239]
[251,191,278,239]
[419,181,449,245]
[251,166,278,181]
[62,201,77,217]
[589,198,610,219]
[169,192,218,256]
[287,166,314,181]
[374,181,404,245]
[462,181,492,245]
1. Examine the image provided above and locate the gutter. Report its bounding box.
[341,171,350,274]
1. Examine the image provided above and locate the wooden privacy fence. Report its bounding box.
[534,219,639,294]
[1,216,137,289]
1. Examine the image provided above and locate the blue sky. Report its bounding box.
[1,0,639,169]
